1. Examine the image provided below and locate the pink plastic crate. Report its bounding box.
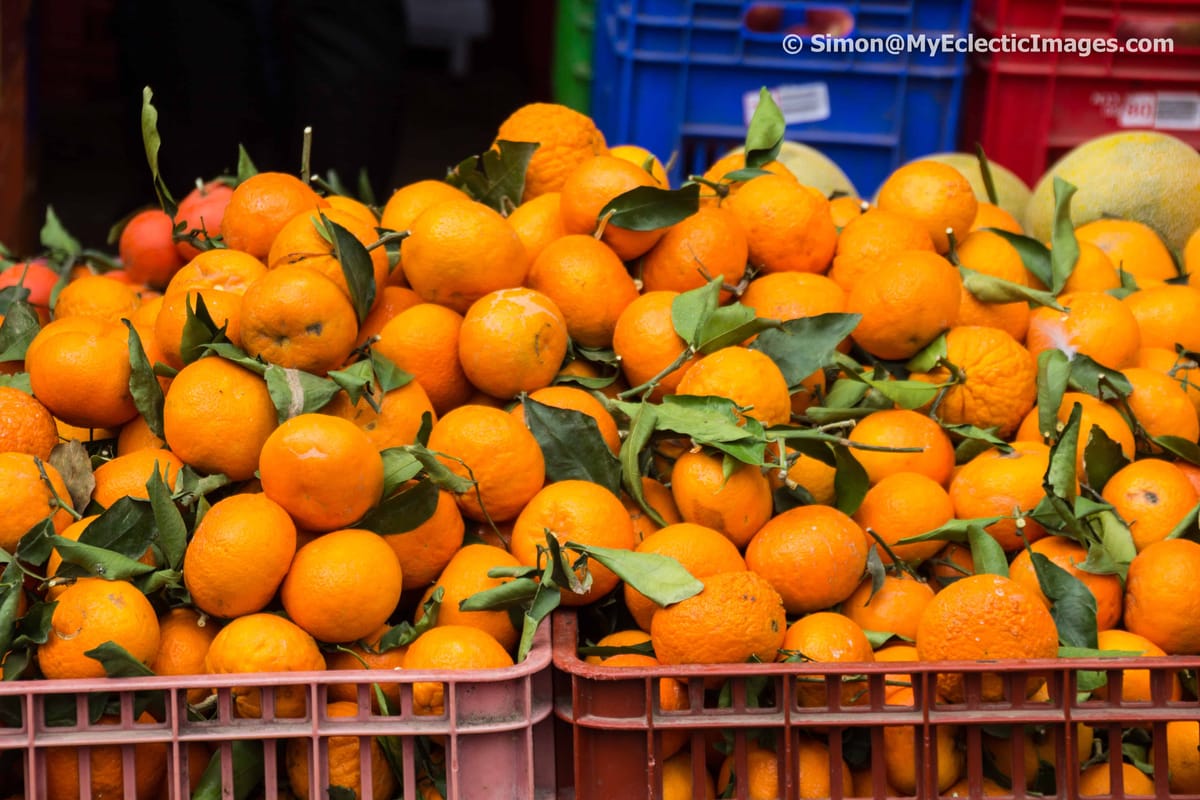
[0,621,553,799]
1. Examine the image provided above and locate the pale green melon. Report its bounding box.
[723,141,858,199]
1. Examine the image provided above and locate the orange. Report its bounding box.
[1028,290,1142,369]
[1125,538,1200,654]
[1159,720,1200,793]
[922,325,1037,437]
[239,266,358,375]
[983,724,1095,790]
[943,777,1010,797]
[954,230,1032,342]
[928,541,975,589]
[166,247,267,295]
[1092,628,1182,704]
[1119,365,1200,446]
[426,404,545,522]
[1061,240,1121,293]
[560,155,665,260]
[374,303,474,414]
[510,479,635,606]
[281,528,403,643]
[949,441,1052,551]
[881,688,964,793]
[842,573,937,642]
[1075,218,1178,283]
[356,284,422,346]
[1009,536,1124,631]
[265,207,390,307]
[847,409,956,486]
[670,448,772,548]
[321,379,436,450]
[829,208,935,291]
[1135,346,1200,419]
[674,345,791,426]
[612,290,698,399]
[1102,458,1199,552]
[625,476,684,543]
[830,195,867,228]
[417,543,522,651]
[508,384,621,454]
[221,171,327,258]
[739,271,847,324]
[853,471,953,564]
[1188,226,1200,277]
[325,623,409,710]
[651,571,786,666]
[850,768,901,799]
[402,625,514,715]
[770,449,838,507]
[382,488,464,593]
[44,713,166,800]
[700,151,798,201]
[745,504,869,614]
[715,739,851,800]
[26,317,139,428]
[1015,392,1136,473]
[1123,283,1200,353]
[507,190,566,265]
[624,522,746,631]
[258,413,384,532]
[153,287,244,369]
[971,200,1022,233]
[726,173,837,274]
[0,385,57,460]
[162,356,276,480]
[91,447,183,508]
[584,629,652,665]
[182,493,297,618]
[203,612,326,718]
[118,208,185,287]
[401,198,529,313]
[37,578,160,679]
[780,611,874,707]
[660,751,715,800]
[322,193,377,226]
[526,235,638,348]
[641,206,748,297]
[846,249,962,360]
[876,160,978,253]
[608,144,668,187]
[116,414,166,455]
[43,514,99,598]
[52,274,141,323]
[916,573,1059,701]
[285,701,397,799]
[1077,762,1155,797]
[150,608,219,705]
[379,179,468,233]
[495,102,608,201]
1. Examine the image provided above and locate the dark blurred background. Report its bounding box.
[0,0,553,254]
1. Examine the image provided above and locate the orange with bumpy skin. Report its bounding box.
[183,493,297,619]
[401,198,529,314]
[417,544,522,651]
[651,571,787,666]
[853,471,954,565]
[1009,536,1124,631]
[921,325,1037,438]
[44,713,166,800]
[265,207,390,307]
[670,448,773,548]
[726,173,837,274]
[740,271,847,323]
[204,612,326,718]
[402,625,514,716]
[374,303,474,415]
[876,160,978,253]
[510,480,635,606]
[167,248,267,295]
[507,191,566,265]
[153,287,244,369]
[239,266,358,375]
[612,291,698,400]
[1075,218,1178,283]
[27,317,139,428]
[640,206,748,297]
[842,573,936,642]
[91,448,183,508]
[1092,628,1182,703]
[52,274,141,323]
[496,102,608,201]
[1026,290,1141,369]
[745,504,869,614]
[526,235,639,348]
[258,414,384,532]
[0,386,58,460]
[846,249,962,361]
[1119,365,1200,446]
[458,287,569,400]
[674,345,792,426]
[356,285,421,346]
[916,573,1059,701]
[949,441,1052,551]
[1103,459,1199,552]
[560,155,665,260]
[321,379,436,451]
[38,578,161,679]
[379,180,469,233]
[509,385,621,454]
[382,488,465,594]
[780,612,875,707]
[847,409,956,486]
[326,624,409,711]
[829,208,935,290]
[150,608,220,705]
[953,230,1032,342]
[286,700,397,800]
[221,171,327,258]
[426,404,545,522]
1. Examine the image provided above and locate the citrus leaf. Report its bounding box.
[326,360,374,407]
[619,403,662,526]
[671,276,721,344]
[1083,426,1128,491]
[202,342,266,375]
[192,740,264,800]
[832,445,868,516]
[357,477,439,535]
[380,448,423,496]
[906,333,947,374]
[750,313,860,387]
[1067,354,1131,399]
[967,524,1008,577]
[599,184,699,232]
[1036,349,1070,443]
[744,87,785,169]
[371,351,412,394]
[0,298,39,362]
[404,444,475,494]
[172,465,232,508]
[565,542,702,607]
[1154,435,1200,466]
[235,144,258,184]
[264,365,340,423]
[1046,402,1082,503]
[1030,551,1098,649]
[577,641,655,659]
[40,206,82,268]
[895,515,1005,545]
[524,397,621,494]
[328,787,356,800]
[982,229,1052,289]
[959,265,1064,310]
[325,215,376,324]
[14,518,57,567]
[124,320,165,439]
[1049,178,1080,294]
[1166,500,1200,541]
[179,293,226,366]
[140,87,178,217]
[146,469,186,571]
[52,534,156,581]
[445,140,539,214]
[974,144,1000,206]
[695,305,778,355]
[0,372,31,394]
[519,577,562,662]
[8,596,55,650]
[356,168,376,207]
[85,641,156,678]
[379,587,443,650]
[720,167,773,183]
[0,563,26,659]
[48,440,95,514]
[618,395,766,466]
[459,577,541,612]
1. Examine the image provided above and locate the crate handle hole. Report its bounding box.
[743,4,855,39]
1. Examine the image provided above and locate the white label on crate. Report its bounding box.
[743,84,832,126]
[1112,91,1200,131]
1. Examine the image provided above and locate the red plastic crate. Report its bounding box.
[0,621,554,799]
[964,0,1200,185]
[553,609,1200,800]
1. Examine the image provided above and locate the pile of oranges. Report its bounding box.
[1,95,1200,799]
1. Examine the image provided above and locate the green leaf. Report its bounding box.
[8,597,55,651]
[974,144,1000,206]
[140,87,178,217]
[1154,435,1200,465]
[40,206,83,267]
[371,351,412,394]
[906,333,947,374]
[325,215,376,324]
[598,184,700,232]
[1049,178,1080,294]
[235,144,258,184]
[967,525,1008,577]
[264,365,340,423]
[750,313,861,387]
[895,515,1005,545]
[0,372,32,393]
[1030,551,1098,649]
[405,444,475,494]
[202,342,266,375]
[1067,354,1131,399]
[356,168,377,207]
[1166,500,1200,541]
[179,293,226,366]
[577,641,655,659]
[719,167,773,183]
[832,445,868,516]
[380,448,423,496]
[1046,402,1082,503]
[519,575,562,662]
[695,306,779,355]
[15,518,58,567]
[52,535,156,581]
[328,787,356,800]
[566,542,703,607]
[1083,426,1128,491]
[192,740,264,800]
[445,140,539,214]
[123,320,165,439]
[744,87,786,169]
[326,359,374,407]
[172,465,232,509]
[619,403,663,526]
[380,587,443,650]
[73,496,157,563]
[622,395,765,466]
[84,641,156,678]
[0,562,26,660]
[671,277,721,344]
[983,229,1052,289]
[358,477,439,535]
[959,265,1064,310]
[459,577,541,612]
[0,298,40,362]
[146,469,186,571]
[1036,349,1071,443]
[524,398,622,495]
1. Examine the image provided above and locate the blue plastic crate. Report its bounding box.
[590,0,972,197]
